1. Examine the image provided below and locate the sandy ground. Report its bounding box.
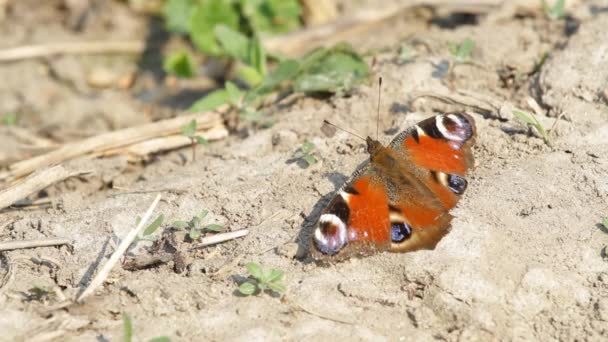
[1,0,608,341]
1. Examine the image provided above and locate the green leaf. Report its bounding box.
[163,0,195,33]
[298,48,330,71]
[300,141,315,154]
[266,268,284,283]
[225,81,243,106]
[239,109,264,123]
[451,38,475,62]
[236,65,263,88]
[123,313,133,342]
[602,218,608,230]
[163,50,196,78]
[254,59,300,95]
[181,119,197,137]
[302,154,317,166]
[246,262,264,280]
[172,220,189,229]
[189,227,201,240]
[546,0,565,19]
[294,49,369,93]
[249,35,267,76]
[240,0,302,34]
[238,281,257,295]
[204,224,224,232]
[267,281,286,294]
[198,210,209,220]
[143,214,164,237]
[195,136,209,145]
[148,337,171,342]
[399,45,413,63]
[189,89,230,112]
[513,110,549,144]
[190,0,239,56]
[214,24,250,63]
[2,112,17,126]
[512,110,536,125]
[191,216,201,229]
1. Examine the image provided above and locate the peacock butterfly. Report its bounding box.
[310,112,476,262]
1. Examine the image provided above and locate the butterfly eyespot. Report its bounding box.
[313,214,348,255]
[447,174,467,194]
[391,222,412,243]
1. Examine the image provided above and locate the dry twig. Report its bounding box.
[0,165,90,210]
[76,194,161,303]
[0,41,145,63]
[4,110,227,181]
[0,238,71,252]
[189,229,249,251]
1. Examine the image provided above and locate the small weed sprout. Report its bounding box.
[602,218,608,230]
[135,214,165,241]
[2,112,16,126]
[449,38,475,63]
[398,45,414,63]
[513,109,549,144]
[238,262,286,296]
[123,313,171,342]
[181,119,209,162]
[27,286,55,302]
[163,50,197,78]
[293,141,317,167]
[543,0,566,20]
[173,210,224,240]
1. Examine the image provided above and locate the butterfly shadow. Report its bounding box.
[294,172,348,263]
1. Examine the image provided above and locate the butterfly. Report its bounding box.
[310,113,476,262]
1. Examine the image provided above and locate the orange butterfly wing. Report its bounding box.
[310,113,476,261]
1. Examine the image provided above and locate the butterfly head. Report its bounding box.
[366,137,383,155]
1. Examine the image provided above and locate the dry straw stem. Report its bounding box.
[189,229,249,250]
[5,109,227,181]
[76,194,161,303]
[0,41,144,63]
[0,238,71,252]
[99,125,228,161]
[0,165,90,210]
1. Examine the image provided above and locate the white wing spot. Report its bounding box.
[436,115,465,142]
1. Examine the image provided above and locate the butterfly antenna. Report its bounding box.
[323,120,366,141]
[376,77,383,140]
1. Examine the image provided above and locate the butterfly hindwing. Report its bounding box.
[311,113,476,261]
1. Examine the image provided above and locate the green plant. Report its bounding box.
[191,43,369,126]
[163,50,197,78]
[27,286,55,302]
[135,214,165,241]
[173,209,224,240]
[398,45,413,63]
[181,119,209,161]
[602,218,608,230]
[238,262,286,296]
[449,38,475,62]
[161,1,369,127]
[123,313,171,342]
[2,112,16,126]
[543,0,566,20]
[162,0,301,79]
[293,140,317,167]
[513,109,549,144]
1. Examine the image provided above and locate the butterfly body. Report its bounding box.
[311,113,476,262]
